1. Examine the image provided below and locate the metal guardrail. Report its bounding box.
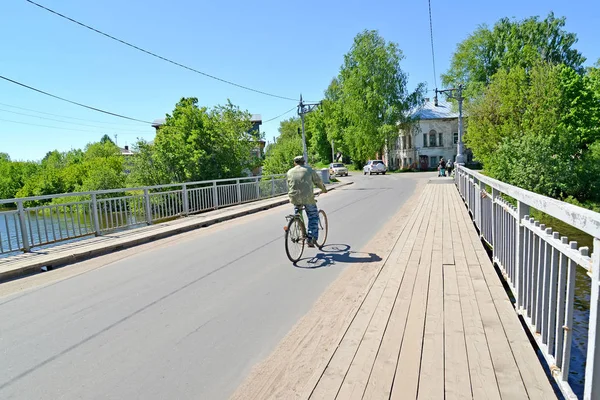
[0,175,287,255]
[455,165,600,400]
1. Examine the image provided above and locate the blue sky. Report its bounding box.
[1,0,598,161]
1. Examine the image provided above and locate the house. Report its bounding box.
[119,145,134,156]
[249,114,266,159]
[385,98,472,170]
[151,118,166,132]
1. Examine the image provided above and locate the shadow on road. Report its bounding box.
[294,244,382,269]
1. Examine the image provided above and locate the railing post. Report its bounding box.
[143,189,152,225]
[182,184,189,216]
[271,176,275,197]
[212,181,219,210]
[585,238,600,400]
[515,201,530,311]
[236,179,242,204]
[255,177,260,200]
[491,188,499,255]
[91,193,101,236]
[473,177,482,229]
[16,200,30,252]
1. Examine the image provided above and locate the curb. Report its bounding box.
[0,180,354,283]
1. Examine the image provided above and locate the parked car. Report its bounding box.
[329,163,348,177]
[363,160,387,175]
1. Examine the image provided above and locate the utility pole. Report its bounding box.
[297,94,322,165]
[331,139,335,163]
[436,84,465,165]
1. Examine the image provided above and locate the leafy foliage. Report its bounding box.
[465,62,600,201]
[442,13,586,99]
[127,98,260,186]
[324,30,424,168]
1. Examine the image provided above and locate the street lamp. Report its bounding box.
[297,94,322,165]
[435,85,465,165]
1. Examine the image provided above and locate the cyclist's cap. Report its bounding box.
[294,156,305,164]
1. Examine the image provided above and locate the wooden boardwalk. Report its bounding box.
[232,180,558,400]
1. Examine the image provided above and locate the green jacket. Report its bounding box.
[286,165,327,205]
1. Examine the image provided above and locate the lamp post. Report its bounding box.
[297,94,322,165]
[436,84,465,165]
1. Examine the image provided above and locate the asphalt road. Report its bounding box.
[0,173,421,400]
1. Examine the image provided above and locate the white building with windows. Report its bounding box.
[386,99,472,170]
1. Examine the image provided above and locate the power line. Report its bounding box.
[263,107,296,123]
[0,117,146,135]
[0,108,150,133]
[428,0,438,89]
[0,102,148,126]
[25,0,299,102]
[0,75,152,124]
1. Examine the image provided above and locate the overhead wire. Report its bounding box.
[0,75,152,124]
[25,0,299,102]
[0,108,151,133]
[263,106,297,123]
[428,0,438,89]
[0,102,149,126]
[0,117,147,135]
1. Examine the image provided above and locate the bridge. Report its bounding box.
[0,167,598,399]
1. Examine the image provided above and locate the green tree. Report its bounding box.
[465,62,600,201]
[262,135,303,175]
[128,98,258,185]
[100,134,116,145]
[442,13,585,99]
[329,30,423,167]
[16,141,125,200]
[307,111,332,164]
[278,117,302,140]
[0,155,39,201]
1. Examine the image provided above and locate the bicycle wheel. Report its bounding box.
[285,217,305,263]
[316,210,328,249]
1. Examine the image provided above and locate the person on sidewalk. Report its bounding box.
[438,158,447,177]
[286,156,327,247]
[446,159,454,177]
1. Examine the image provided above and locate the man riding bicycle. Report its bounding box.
[287,156,327,247]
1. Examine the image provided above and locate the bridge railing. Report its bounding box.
[0,174,287,255]
[455,165,600,400]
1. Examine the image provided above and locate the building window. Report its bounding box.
[401,136,406,149]
[453,132,458,144]
[408,157,412,166]
[430,156,438,168]
[407,135,412,149]
[438,133,443,147]
[423,134,428,147]
[429,130,437,147]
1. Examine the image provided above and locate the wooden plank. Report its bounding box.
[416,185,446,400]
[232,186,431,400]
[389,185,440,400]
[449,190,531,400]
[443,262,472,400]
[448,191,502,400]
[452,188,556,399]
[308,186,434,399]
[362,185,438,400]
[442,185,455,266]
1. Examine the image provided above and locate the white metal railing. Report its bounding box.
[0,175,287,255]
[456,165,600,400]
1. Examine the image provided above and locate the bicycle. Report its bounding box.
[284,194,328,263]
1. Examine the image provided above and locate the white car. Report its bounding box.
[363,160,387,175]
[329,163,348,177]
